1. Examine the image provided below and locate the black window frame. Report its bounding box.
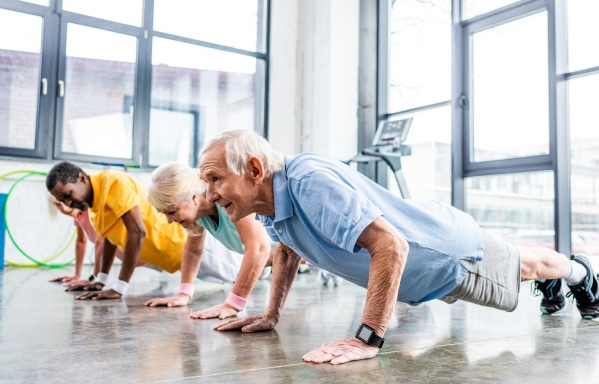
[0,0,270,168]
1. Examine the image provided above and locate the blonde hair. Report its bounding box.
[200,129,284,177]
[147,162,207,236]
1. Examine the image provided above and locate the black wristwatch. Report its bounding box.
[355,323,384,348]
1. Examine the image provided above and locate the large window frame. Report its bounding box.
[0,0,270,168]
[458,0,571,253]
[374,0,453,201]
[0,1,57,159]
[377,0,577,254]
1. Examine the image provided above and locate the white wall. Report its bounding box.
[268,0,360,161]
[267,0,301,155]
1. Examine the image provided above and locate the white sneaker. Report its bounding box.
[298,263,310,273]
[259,266,272,280]
[318,269,342,287]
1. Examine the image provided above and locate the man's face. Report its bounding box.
[49,173,92,212]
[199,145,259,222]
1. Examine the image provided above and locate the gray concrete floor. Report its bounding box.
[1,265,599,384]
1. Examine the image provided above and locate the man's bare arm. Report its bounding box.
[302,216,408,365]
[356,216,408,337]
[116,205,146,283]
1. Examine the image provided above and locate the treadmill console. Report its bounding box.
[372,117,412,147]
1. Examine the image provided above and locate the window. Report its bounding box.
[465,171,554,243]
[383,0,452,200]
[58,24,137,159]
[569,74,599,250]
[0,9,43,151]
[153,0,265,52]
[470,11,549,162]
[0,0,269,167]
[380,0,591,255]
[566,0,599,72]
[62,0,143,27]
[388,106,452,204]
[387,0,451,112]
[149,37,265,166]
[18,0,48,5]
[462,0,520,20]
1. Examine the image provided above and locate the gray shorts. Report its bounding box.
[438,229,521,312]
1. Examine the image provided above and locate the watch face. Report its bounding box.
[357,324,373,342]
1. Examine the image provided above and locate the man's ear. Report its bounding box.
[247,156,265,184]
[78,172,86,183]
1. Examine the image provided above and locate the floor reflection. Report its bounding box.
[2,267,599,383]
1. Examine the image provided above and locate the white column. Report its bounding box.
[268,0,359,160]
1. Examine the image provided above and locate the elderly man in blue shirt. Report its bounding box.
[198,129,599,365]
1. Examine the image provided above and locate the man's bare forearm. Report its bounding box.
[265,243,301,320]
[357,217,408,336]
[118,230,143,282]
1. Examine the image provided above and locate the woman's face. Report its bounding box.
[158,193,215,228]
[53,199,81,218]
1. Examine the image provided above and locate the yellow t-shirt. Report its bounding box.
[88,171,185,273]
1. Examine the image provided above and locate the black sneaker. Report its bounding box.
[566,254,599,319]
[532,279,566,315]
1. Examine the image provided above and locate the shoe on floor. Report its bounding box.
[566,254,599,319]
[532,278,566,315]
[319,270,342,287]
[259,266,272,280]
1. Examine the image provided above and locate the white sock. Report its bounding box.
[565,260,588,285]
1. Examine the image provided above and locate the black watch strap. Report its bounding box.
[367,333,384,348]
[355,323,385,348]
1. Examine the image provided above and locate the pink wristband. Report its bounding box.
[179,283,195,298]
[226,292,247,311]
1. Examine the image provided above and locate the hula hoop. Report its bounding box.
[1,170,76,268]
[0,170,44,267]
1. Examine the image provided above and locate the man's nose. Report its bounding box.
[205,186,219,204]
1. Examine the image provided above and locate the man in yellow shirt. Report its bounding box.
[46,161,244,305]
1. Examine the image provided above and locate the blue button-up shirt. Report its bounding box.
[259,153,484,305]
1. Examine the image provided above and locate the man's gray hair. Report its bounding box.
[200,129,285,177]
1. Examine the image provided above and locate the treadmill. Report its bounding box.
[350,117,412,198]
